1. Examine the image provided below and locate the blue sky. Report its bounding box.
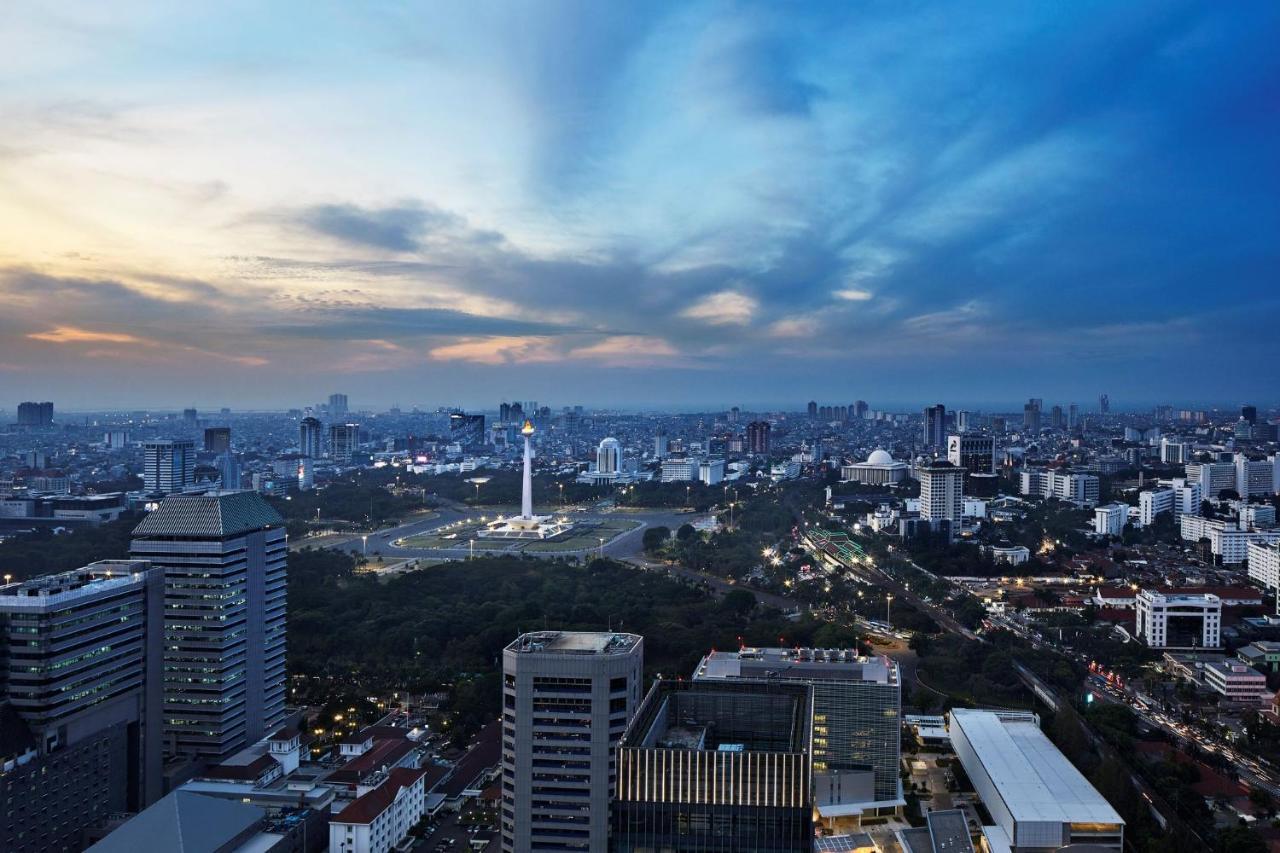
[1,1,1277,411]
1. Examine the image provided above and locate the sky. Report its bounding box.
[1,1,1278,412]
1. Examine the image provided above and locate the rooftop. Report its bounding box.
[694,647,898,686]
[0,560,151,609]
[623,679,811,755]
[332,767,427,826]
[505,630,642,655]
[950,709,1123,827]
[132,490,283,538]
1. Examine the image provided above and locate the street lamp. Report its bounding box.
[362,535,368,556]
[559,482,564,506]
[886,593,893,627]
[469,539,475,560]
[3,574,11,586]
[598,537,605,560]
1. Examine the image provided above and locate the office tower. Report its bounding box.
[1068,403,1079,430]
[694,647,902,808]
[1050,405,1064,429]
[501,632,643,853]
[955,410,971,433]
[746,420,772,454]
[329,423,359,462]
[613,679,813,853]
[499,402,512,422]
[947,433,995,476]
[328,393,349,416]
[449,411,486,446]
[922,404,946,449]
[204,426,231,454]
[919,462,964,522]
[596,437,621,477]
[1022,399,1041,434]
[131,492,287,760]
[807,400,818,418]
[183,407,198,424]
[853,400,868,420]
[16,401,54,426]
[1242,405,1258,425]
[0,561,163,851]
[142,439,196,494]
[1099,393,1110,414]
[298,416,323,458]
[654,431,670,459]
[729,406,740,424]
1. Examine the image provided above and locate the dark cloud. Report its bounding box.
[292,202,461,252]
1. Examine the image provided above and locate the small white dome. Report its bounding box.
[866,448,894,465]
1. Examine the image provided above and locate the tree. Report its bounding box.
[720,589,756,617]
[642,526,670,554]
[676,523,696,542]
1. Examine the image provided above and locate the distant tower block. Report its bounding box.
[479,420,573,540]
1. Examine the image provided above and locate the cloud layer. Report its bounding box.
[0,1,1277,408]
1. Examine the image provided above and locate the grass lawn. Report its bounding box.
[520,518,641,553]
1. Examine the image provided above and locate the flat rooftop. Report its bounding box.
[625,680,810,755]
[0,560,150,608]
[694,647,898,686]
[506,631,641,655]
[950,709,1122,827]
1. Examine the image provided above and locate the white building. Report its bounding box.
[1236,453,1276,498]
[329,767,428,853]
[919,463,964,523]
[698,459,725,486]
[1138,488,1173,528]
[1187,461,1236,499]
[1135,589,1221,649]
[660,458,697,482]
[949,709,1123,851]
[986,544,1030,565]
[596,437,621,478]
[1019,469,1099,508]
[1160,437,1191,464]
[1248,542,1280,597]
[1094,503,1127,537]
[142,439,196,494]
[840,449,909,485]
[1202,661,1269,703]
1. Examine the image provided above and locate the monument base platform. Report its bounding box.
[478,515,574,540]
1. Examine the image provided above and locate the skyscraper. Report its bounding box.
[1242,405,1258,425]
[922,404,946,449]
[1022,399,1041,434]
[0,561,164,850]
[919,462,964,523]
[142,439,196,493]
[596,437,622,477]
[807,400,818,418]
[853,400,868,420]
[16,401,54,426]
[947,434,995,475]
[747,420,771,454]
[729,406,740,424]
[329,423,358,462]
[449,411,486,447]
[501,631,643,853]
[1050,405,1064,429]
[328,393,349,416]
[1099,393,1110,414]
[613,679,813,853]
[182,407,198,424]
[499,402,512,422]
[131,492,287,760]
[204,426,231,454]
[299,416,323,458]
[1068,403,1080,430]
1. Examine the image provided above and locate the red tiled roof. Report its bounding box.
[439,721,502,798]
[199,753,278,782]
[333,767,427,825]
[328,736,418,786]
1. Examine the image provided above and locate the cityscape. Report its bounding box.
[3,4,1280,853]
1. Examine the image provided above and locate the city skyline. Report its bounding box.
[3,2,1279,407]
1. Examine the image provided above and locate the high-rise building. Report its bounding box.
[131,492,287,760]
[922,404,946,449]
[501,631,643,853]
[204,426,231,454]
[499,402,512,422]
[0,561,164,850]
[182,408,198,424]
[329,423,359,462]
[449,411,486,447]
[1068,403,1080,429]
[596,437,622,477]
[693,647,902,810]
[1136,589,1221,649]
[16,401,54,427]
[807,400,818,418]
[299,416,323,458]
[918,462,964,523]
[729,406,740,424]
[947,434,995,476]
[955,410,971,433]
[1099,393,1110,414]
[142,439,196,494]
[1242,405,1258,425]
[613,679,813,853]
[328,393,349,416]
[1050,405,1064,429]
[1022,399,1041,434]
[746,421,771,454]
[853,400,868,420]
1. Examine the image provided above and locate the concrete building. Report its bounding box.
[698,458,726,486]
[1186,461,1237,499]
[1019,469,1100,508]
[896,808,975,853]
[1236,453,1276,498]
[142,439,196,494]
[1160,437,1191,464]
[1094,503,1128,537]
[131,491,288,760]
[204,426,232,454]
[1237,641,1280,673]
[841,449,909,485]
[1203,661,1269,703]
[693,647,902,819]
[919,463,964,524]
[0,561,164,850]
[1248,541,1280,599]
[922,404,947,449]
[329,423,359,462]
[660,457,698,482]
[330,767,429,853]
[1137,480,1199,527]
[500,631,643,853]
[613,679,813,853]
[949,709,1123,852]
[746,420,771,454]
[299,416,324,458]
[1135,589,1221,649]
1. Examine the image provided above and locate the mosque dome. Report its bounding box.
[866,449,894,465]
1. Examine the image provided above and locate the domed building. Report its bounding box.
[840,448,910,485]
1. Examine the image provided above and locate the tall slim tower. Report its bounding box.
[299,416,323,458]
[143,439,196,494]
[501,632,643,853]
[131,492,287,760]
[520,420,535,519]
[922,404,947,449]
